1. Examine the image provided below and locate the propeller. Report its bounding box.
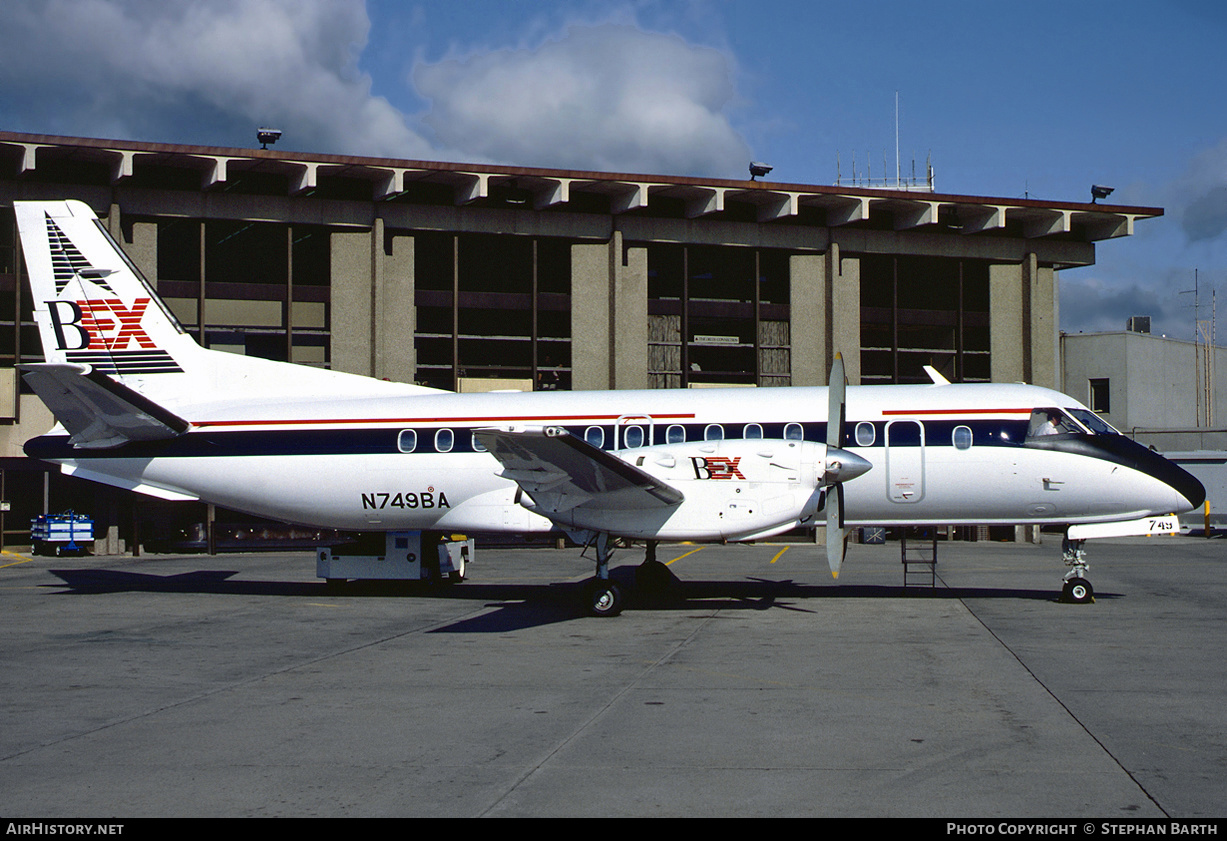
[825,354,849,578]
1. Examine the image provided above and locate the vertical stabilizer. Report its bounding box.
[17,200,199,380]
[16,200,440,407]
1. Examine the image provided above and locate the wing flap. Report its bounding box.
[19,363,190,449]
[475,427,684,514]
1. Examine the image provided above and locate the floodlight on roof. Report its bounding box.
[749,162,773,181]
[257,128,282,149]
[1091,184,1114,203]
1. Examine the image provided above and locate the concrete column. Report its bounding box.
[612,242,648,390]
[1030,259,1057,389]
[571,238,614,390]
[106,203,121,241]
[330,228,375,376]
[989,261,1025,384]
[372,224,416,383]
[829,244,861,385]
[125,221,159,288]
[789,253,826,387]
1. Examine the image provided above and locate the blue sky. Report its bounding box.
[3,0,1226,338]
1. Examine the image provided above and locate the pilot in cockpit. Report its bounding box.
[1036,412,1063,436]
[1027,408,1075,440]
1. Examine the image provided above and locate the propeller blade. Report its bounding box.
[825,483,846,578]
[823,352,853,578]
[827,353,845,449]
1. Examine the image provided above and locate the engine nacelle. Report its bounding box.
[546,438,831,541]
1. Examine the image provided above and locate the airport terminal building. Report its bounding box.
[0,130,1161,550]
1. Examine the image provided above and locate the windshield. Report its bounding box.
[1067,408,1120,435]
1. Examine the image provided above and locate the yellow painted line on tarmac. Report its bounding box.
[1,551,36,569]
[769,545,790,564]
[666,547,703,565]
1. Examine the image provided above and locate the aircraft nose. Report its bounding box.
[825,447,873,484]
[1142,449,1205,513]
[1173,471,1206,513]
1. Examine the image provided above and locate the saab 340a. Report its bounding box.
[14,200,1205,615]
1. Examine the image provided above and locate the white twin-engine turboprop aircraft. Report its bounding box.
[15,200,1205,615]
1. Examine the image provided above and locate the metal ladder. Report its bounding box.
[901,527,937,587]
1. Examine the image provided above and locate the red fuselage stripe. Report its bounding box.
[191,412,699,429]
[880,408,1032,416]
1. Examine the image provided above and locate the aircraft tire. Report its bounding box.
[1062,578,1094,604]
[586,579,624,617]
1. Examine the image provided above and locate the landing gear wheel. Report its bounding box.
[1062,578,1094,604]
[586,579,624,617]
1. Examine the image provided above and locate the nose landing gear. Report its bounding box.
[1061,537,1094,604]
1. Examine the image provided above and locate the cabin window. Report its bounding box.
[585,426,605,448]
[784,423,803,441]
[704,424,724,441]
[743,423,763,439]
[666,424,686,444]
[472,432,487,452]
[855,422,875,447]
[435,428,454,453]
[953,426,973,450]
[623,425,645,449]
[397,429,417,453]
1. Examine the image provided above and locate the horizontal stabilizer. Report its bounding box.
[475,426,685,515]
[20,363,190,449]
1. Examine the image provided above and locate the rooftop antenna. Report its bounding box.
[895,91,900,189]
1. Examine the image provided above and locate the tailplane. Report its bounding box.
[16,200,438,409]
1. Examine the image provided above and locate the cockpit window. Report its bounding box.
[1067,408,1120,435]
[1026,408,1078,440]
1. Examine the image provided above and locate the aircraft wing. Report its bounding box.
[20,363,190,449]
[474,427,685,514]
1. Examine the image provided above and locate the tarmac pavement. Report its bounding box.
[0,535,1223,818]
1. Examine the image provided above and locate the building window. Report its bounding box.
[1089,378,1110,413]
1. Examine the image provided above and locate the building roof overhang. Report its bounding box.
[0,130,1161,244]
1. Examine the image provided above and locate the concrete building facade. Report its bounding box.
[1061,329,1227,449]
[0,131,1160,549]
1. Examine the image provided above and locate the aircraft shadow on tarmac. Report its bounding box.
[46,565,1106,633]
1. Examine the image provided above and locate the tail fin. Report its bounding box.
[16,200,439,407]
[16,200,198,379]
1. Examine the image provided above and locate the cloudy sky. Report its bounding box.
[2,0,1225,338]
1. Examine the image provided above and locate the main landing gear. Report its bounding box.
[583,532,624,617]
[1060,537,1094,604]
[581,537,677,617]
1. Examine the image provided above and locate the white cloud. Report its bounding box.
[411,23,751,176]
[0,0,433,157]
[0,2,753,177]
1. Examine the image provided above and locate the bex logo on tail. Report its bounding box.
[47,298,155,351]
